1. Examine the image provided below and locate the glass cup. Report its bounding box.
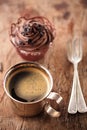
[4,62,62,117]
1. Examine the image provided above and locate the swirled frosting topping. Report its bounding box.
[10,17,55,51]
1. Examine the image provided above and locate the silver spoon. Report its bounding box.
[67,35,87,114]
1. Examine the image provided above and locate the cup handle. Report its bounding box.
[44,92,63,117]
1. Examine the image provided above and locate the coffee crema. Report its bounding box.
[9,67,49,102]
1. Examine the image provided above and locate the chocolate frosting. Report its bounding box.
[10,17,55,51]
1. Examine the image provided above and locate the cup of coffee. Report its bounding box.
[4,62,62,117]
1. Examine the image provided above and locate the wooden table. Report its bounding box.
[0,0,87,129]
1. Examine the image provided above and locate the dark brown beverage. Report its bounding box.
[9,67,49,102]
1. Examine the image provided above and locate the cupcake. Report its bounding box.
[10,16,55,61]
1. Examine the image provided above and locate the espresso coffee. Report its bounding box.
[9,67,49,102]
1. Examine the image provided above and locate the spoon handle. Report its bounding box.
[76,71,87,113]
[68,64,77,114]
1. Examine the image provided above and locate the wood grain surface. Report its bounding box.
[0,0,87,130]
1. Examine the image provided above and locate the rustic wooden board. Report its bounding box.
[0,0,87,129]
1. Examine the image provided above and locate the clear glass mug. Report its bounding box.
[4,62,62,117]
